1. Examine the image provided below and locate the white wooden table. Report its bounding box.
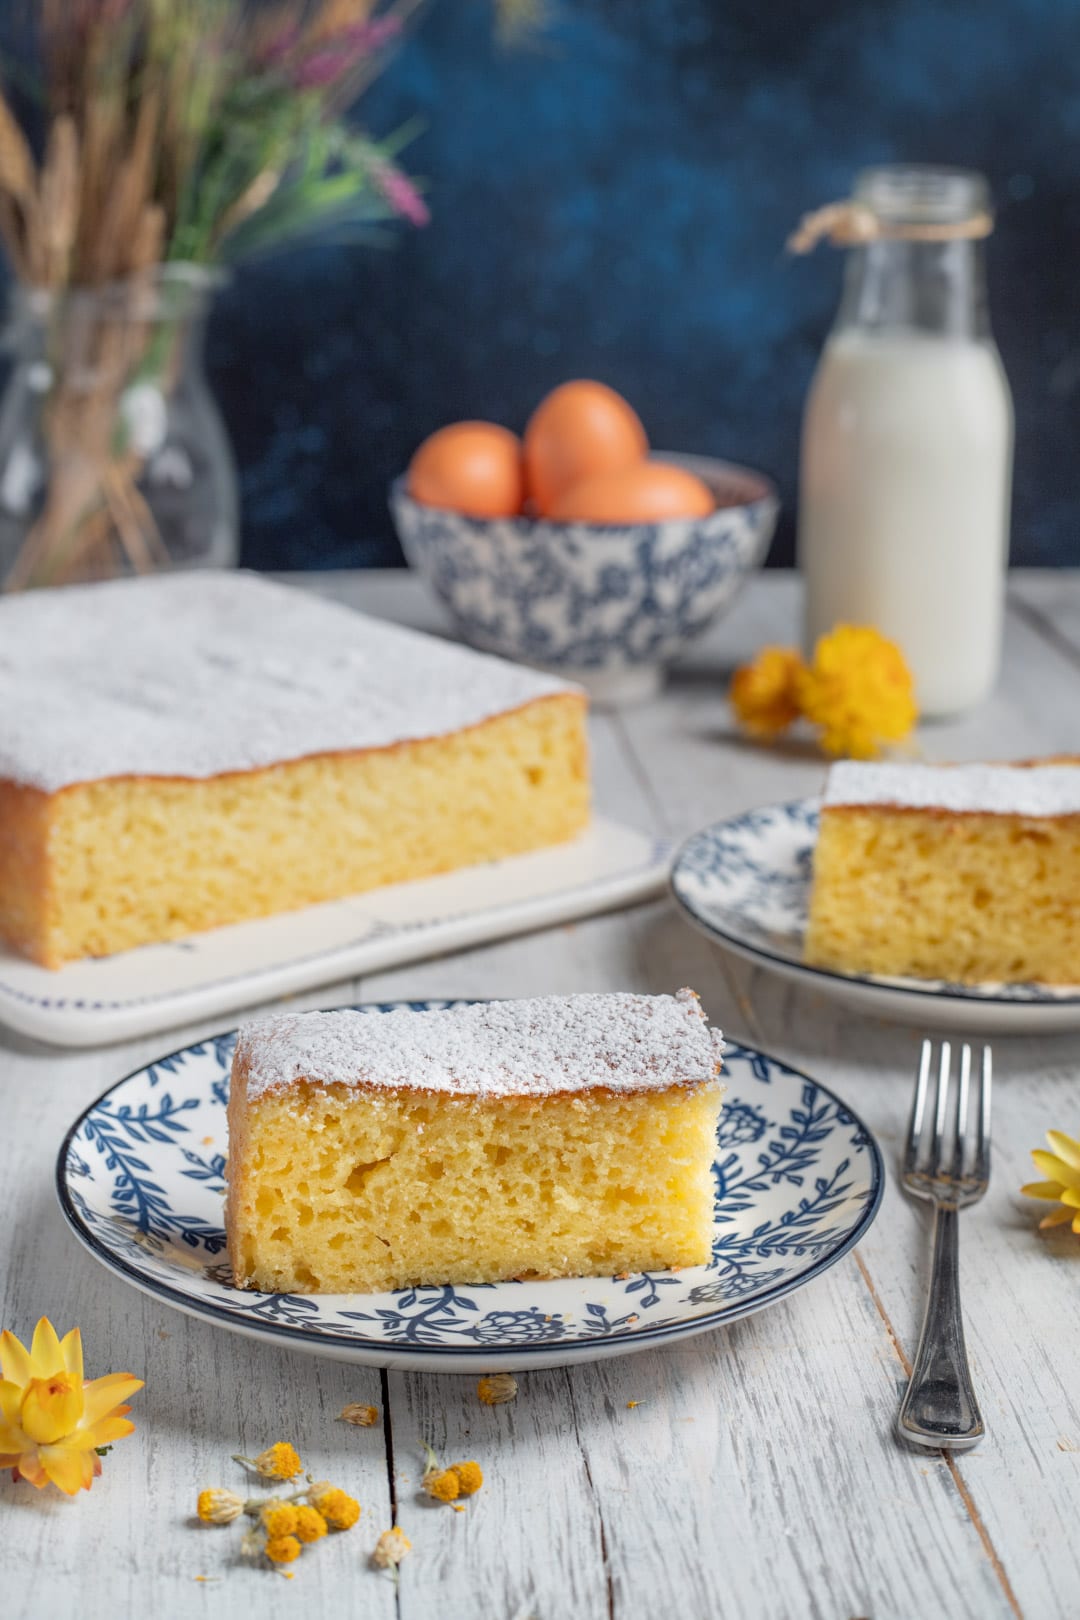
[3,569,1079,1620]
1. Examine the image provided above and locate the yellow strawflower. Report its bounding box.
[372,1525,412,1569]
[450,1460,483,1496]
[729,646,805,739]
[311,1485,361,1530]
[1022,1130,1080,1232]
[476,1373,517,1406]
[0,1316,142,1495]
[265,1534,301,1564]
[796,624,918,758]
[234,1441,303,1480]
[261,1502,299,1538]
[421,1439,466,1502]
[422,1465,460,1502]
[197,1487,245,1524]
[294,1504,328,1543]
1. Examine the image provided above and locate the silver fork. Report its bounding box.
[897,1038,992,1452]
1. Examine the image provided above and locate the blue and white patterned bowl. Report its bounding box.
[389,454,778,706]
[56,1000,883,1372]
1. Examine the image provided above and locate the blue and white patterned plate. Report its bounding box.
[672,800,1080,1034]
[56,1001,883,1372]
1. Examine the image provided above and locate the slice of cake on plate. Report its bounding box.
[805,758,1080,984]
[0,572,589,967]
[226,989,724,1294]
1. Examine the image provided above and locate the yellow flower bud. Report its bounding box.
[294,1505,328,1543]
[239,1441,303,1480]
[476,1372,517,1406]
[197,1487,245,1525]
[261,1502,299,1538]
[796,625,917,759]
[730,647,805,740]
[371,1526,411,1568]
[338,1402,379,1426]
[265,1534,301,1564]
[311,1486,360,1530]
[422,1466,460,1502]
[449,1460,483,1497]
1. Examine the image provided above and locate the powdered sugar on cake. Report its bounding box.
[0,573,578,791]
[237,990,724,1101]
[824,760,1080,817]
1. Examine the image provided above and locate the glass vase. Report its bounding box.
[0,264,238,590]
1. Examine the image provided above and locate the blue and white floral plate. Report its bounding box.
[671,800,1080,1034]
[56,1000,883,1372]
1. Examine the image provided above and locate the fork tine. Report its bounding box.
[932,1040,951,1173]
[905,1039,933,1169]
[975,1045,993,1179]
[952,1043,972,1179]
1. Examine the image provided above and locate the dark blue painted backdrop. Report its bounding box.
[206,1,1080,568]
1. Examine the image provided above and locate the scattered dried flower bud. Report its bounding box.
[233,1441,303,1480]
[449,1460,483,1497]
[260,1502,299,1539]
[477,1373,517,1406]
[422,1466,460,1502]
[197,1487,245,1525]
[372,1525,412,1568]
[339,1403,379,1427]
[310,1486,360,1531]
[265,1534,301,1565]
[240,1526,266,1560]
[294,1505,328,1543]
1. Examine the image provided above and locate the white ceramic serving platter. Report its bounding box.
[56,1000,884,1372]
[671,799,1080,1034]
[0,817,666,1049]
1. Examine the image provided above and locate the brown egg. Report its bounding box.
[524,380,648,515]
[408,421,524,518]
[548,461,716,524]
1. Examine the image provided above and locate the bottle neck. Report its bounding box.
[835,237,992,341]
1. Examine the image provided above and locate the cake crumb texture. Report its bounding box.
[806,760,1080,984]
[226,993,724,1293]
[0,697,588,967]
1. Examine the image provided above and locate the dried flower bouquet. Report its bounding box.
[0,0,520,587]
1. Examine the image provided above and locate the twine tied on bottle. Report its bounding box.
[787,200,995,255]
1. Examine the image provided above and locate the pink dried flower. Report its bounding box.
[369,158,429,227]
[340,18,403,53]
[257,23,302,68]
[291,46,354,89]
[290,17,402,89]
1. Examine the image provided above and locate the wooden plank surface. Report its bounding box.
[1,569,1077,1620]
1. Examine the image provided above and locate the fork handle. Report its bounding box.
[897,1204,984,1451]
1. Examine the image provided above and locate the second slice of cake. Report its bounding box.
[805,758,1080,983]
[226,990,724,1294]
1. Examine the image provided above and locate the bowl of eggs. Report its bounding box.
[390,380,778,705]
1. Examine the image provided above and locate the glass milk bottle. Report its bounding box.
[797,166,1013,716]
